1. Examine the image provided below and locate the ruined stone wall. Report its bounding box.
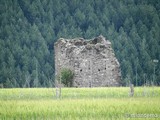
[54,35,121,87]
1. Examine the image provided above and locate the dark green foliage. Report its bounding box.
[0,0,160,87]
[58,68,74,87]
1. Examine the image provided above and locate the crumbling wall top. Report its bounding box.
[54,35,112,48]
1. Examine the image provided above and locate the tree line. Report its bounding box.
[0,0,160,87]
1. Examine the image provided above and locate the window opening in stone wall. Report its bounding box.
[98,69,100,71]
[80,69,82,72]
[88,61,90,70]
[105,60,107,70]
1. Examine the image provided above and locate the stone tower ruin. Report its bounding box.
[54,35,121,87]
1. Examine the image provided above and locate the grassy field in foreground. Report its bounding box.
[0,87,160,120]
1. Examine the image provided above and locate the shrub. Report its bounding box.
[58,68,74,87]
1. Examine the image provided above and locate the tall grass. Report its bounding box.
[0,87,160,119]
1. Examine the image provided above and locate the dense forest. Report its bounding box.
[0,0,160,88]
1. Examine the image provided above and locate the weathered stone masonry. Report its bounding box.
[54,35,121,87]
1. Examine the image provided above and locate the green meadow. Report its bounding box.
[0,87,160,120]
